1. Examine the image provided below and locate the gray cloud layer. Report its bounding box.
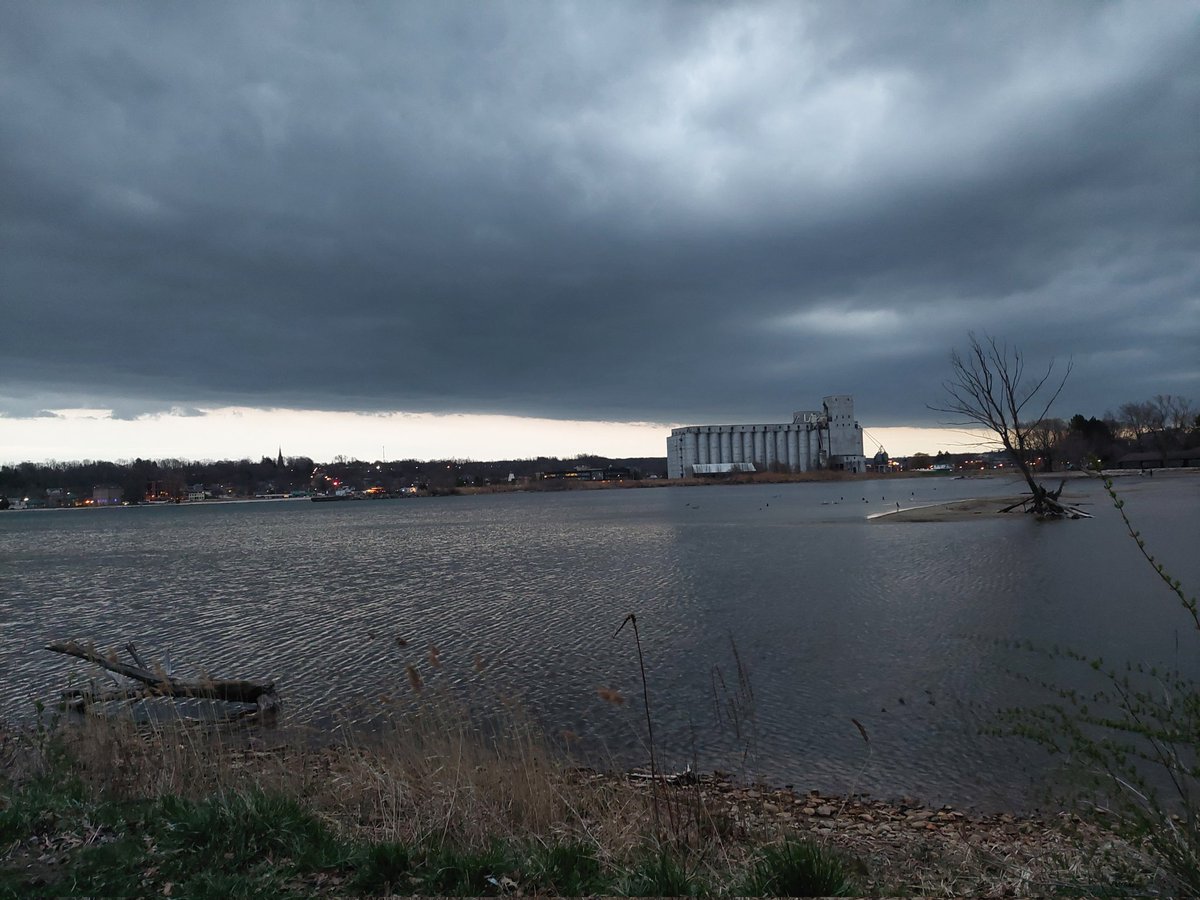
[2,1,1197,427]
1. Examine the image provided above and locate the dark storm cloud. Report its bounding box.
[2,1,1197,428]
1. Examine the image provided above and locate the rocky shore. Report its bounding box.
[605,770,1153,896]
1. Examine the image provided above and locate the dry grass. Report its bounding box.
[35,698,671,857]
[13,704,753,895]
[5,627,1165,895]
[6,698,1160,896]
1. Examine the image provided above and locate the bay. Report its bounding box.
[2,473,1197,810]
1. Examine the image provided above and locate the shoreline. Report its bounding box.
[7,467,1196,509]
[608,769,1140,896]
[1,716,1154,896]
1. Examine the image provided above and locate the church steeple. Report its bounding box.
[276,447,284,468]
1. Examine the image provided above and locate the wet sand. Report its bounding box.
[869,496,1030,523]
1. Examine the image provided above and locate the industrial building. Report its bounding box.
[667,395,866,478]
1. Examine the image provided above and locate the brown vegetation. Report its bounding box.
[3,700,1161,896]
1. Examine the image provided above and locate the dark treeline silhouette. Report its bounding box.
[899,393,1197,475]
[1025,394,1199,472]
[0,454,669,507]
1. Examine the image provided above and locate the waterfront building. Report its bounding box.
[537,465,634,482]
[92,485,122,506]
[666,395,866,478]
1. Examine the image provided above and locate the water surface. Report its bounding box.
[3,474,1197,809]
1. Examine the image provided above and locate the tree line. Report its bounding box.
[0,454,668,506]
[1026,394,1198,472]
[932,332,1196,517]
[0,455,315,506]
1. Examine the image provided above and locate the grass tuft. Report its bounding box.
[741,839,856,897]
[619,848,701,896]
[526,841,605,895]
[0,772,90,844]
[349,841,415,894]
[416,842,518,896]
[152,790,351,871]
[66,791,353,898]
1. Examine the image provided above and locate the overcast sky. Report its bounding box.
[2,1,1197,462]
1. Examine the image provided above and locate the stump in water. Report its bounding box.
[997,479,1093,519]
[46,640,277,722]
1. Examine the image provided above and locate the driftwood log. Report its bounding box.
[46,640,276,717]
[998,479,1093,519]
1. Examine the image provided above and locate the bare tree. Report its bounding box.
[931,333,1075,516]
[1025,416,1070,472]
[1118,400,1157,445]
[1153,394,1195,437]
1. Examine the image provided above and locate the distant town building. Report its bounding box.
[1116,448,1200,470]
[537,466,634,482]
[92,485,122,506]
[667,395,866,478]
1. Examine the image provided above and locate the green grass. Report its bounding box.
[2,770,817,899]
[0,728,869,898]
[4,788,355,898]
[0,768,707,897]
[740,839,856,897]
[348,841,414,894]
[618,848,703,896]
[415,842,520,895]
[0,771,91,844]
[527,841,606,896]
[152,790,354,872]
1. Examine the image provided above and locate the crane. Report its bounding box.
[862,429,889,471]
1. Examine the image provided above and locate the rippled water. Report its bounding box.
[2,474,1197,809]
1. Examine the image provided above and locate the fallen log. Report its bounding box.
[46,640,275,704]
[123,641,150,670]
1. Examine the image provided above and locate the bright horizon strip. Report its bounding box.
[0,407,997,465]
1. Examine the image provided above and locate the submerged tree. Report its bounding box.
[931,332,1074,516]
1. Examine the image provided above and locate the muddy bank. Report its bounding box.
[869,496,1031,522]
